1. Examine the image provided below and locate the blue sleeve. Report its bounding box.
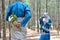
[39,17,43,30]
[39,17,43,26]
[46,19,52,27]
[6,5,12,21]
[40,18,42,25]
[48,19,52,26]
[20,4,32,27]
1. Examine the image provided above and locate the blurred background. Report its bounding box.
[0,0,60,40]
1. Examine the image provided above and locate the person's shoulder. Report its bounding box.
[48,17,51,20]
[39,17,42,20]
[9,2,18,8]
[8,3,15,7]
[40,17,44,19]
[22,2,29,7]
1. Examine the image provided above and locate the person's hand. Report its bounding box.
[43,18,48,23]
[44,19,48,23]
[45,20,48,23]
[13,21,21,28]
[15,23,21,28]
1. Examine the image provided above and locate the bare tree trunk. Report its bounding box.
[0,14,1,38]
[2,0,6,40]
[46,0,48,12]
[37,0,39,33]
[8,0,11,40]
[32,0,35,30]
[38,0,41,33]
[29,0,35,30]
[39,0,41,17]
[57,0,59,36]
[33,0,36,30]
[0,0,2,38]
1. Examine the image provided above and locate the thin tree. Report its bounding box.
[56,0,60,36]
[37,0,39,33]
[38,0,41,33]
[46,0,48,12]
[2,0,6,40]
[8,0,11,40]
[0,0,2,38]
[0,13,1,38]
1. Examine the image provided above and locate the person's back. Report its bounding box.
[9,1,28,17]
[6,0,32,40]
[6,0,31,27]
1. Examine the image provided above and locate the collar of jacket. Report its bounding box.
[15,0,20,1]
[16,0,19,1]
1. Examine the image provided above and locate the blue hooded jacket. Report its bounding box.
[39,17,52,33]
[6,1,32,27]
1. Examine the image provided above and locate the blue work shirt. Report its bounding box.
[6,1,32,27]
[39,17,52,33]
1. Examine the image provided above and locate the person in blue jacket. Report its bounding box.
[6,0,32,40]
[39,12,52,40]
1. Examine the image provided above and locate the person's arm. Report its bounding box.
[39,17,42,25]
[6,5,12,21]
[39,17,44,30]
[42,26,50,32]
[42,19,52,32]
[20,4,32,27]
